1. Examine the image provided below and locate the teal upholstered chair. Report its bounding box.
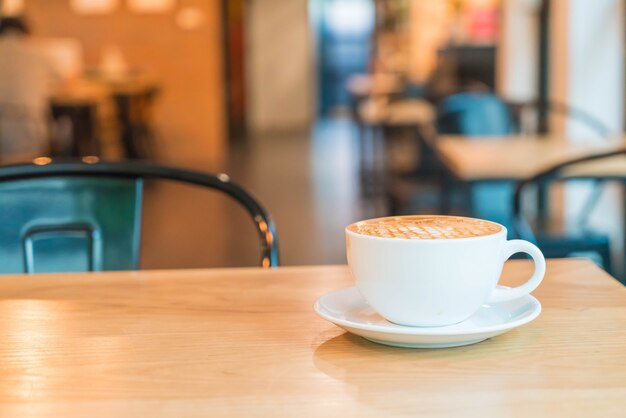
[0,160,279,273]
[435,92,516,228]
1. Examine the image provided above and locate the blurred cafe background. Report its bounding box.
[1,0,626,284]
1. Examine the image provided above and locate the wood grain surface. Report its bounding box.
[0,259,624,417]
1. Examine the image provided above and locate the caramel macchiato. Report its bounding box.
[346,216,501,240]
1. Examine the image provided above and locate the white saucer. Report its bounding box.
[314,287,541,348]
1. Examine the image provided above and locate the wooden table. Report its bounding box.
[49,74,160,159]
[358,98,435,127]
[88,73,160,159]
[346,73,404,98]
[435,135,626,181]
[50,81,110,156]
[433,136,626,265]
[357,98,436,197]
[50,73,159,106]
[1,260,625,417]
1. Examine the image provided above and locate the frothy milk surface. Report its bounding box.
[347,216,502,240]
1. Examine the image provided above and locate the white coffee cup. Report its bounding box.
[346,215,545,327]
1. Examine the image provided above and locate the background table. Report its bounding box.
[50,81,110,156]
[358,98,435,127]
[0,260,624,417]
[357,98,436,196]
[432,135,626,233]
[434,135,626,181]
[50,74,160,159]
[346,73,404,99]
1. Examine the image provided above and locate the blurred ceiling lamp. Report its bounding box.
[70,0,119,15]
[175,7,205,31]
[128,0,175,13]
[2,0,25,16]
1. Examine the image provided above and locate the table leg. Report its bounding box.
[114,94,139,159]
[374,124,388,196]
[440,171,455,215]
[358,120,368,190]
[51,104,99,157]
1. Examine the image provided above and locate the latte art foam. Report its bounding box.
[347,216,502,240]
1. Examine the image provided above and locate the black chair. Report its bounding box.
[507,99,615,226]
[50,102,100,157]
[0,160,279,273]
[114,85,160,159]
[425,95,613,223]
[512,149,626,276]
[506,100,613,138]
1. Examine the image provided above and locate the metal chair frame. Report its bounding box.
[512,148,626,276]
[506,100,613,139]
[0,160,280,268]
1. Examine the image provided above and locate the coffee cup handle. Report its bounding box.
[488,240,546,303]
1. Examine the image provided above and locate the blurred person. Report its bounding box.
[0,16,59,162]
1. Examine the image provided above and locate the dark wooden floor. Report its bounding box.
[141,118,378,269]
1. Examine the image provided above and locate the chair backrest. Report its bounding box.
[506,100,613,138]
[436,92,513,136]
[0,160,279,273]
[512,148,626,242]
